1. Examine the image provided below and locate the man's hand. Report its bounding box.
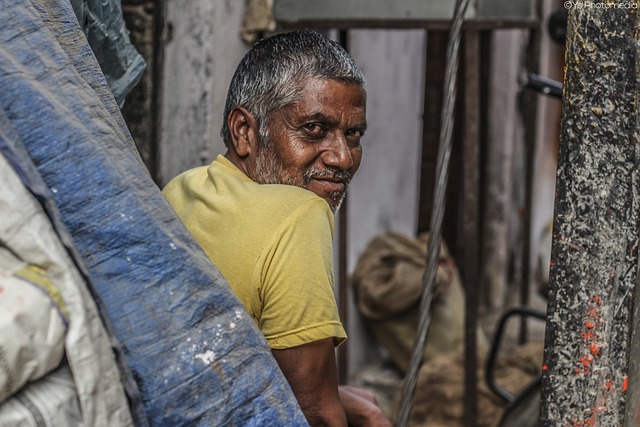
[272,338,347,426]
[339,385,392,427]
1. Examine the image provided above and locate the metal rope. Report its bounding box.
[395,0,471,424]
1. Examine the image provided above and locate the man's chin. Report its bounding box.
[305,181,349,212]
[326,191,347,213]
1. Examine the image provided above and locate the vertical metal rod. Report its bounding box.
[462,30,480,427]
[151,0,165,182]
[395,0,471,424]
[418,30,446,234]
[519,26,541,346]
[337,28,349,385]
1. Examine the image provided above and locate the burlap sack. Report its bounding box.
[352,232,487,373]
[391,343,544,427]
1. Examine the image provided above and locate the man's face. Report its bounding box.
[253,78,367,212]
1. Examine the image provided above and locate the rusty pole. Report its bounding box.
[539,2,640,426]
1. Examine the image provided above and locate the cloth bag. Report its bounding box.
[352,232,487,373]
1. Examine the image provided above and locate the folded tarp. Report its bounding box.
[0,1,306,425]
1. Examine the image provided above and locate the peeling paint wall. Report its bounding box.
[346,29,426,371]
[540,3,640,425]
[159,0,246,185]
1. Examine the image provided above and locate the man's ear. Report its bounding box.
[228,106,259,157]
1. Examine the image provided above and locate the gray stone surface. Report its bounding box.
[540,4,640,425]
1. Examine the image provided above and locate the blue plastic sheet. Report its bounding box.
[0,1,307,425]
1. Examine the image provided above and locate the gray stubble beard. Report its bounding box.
[252,141,350,213]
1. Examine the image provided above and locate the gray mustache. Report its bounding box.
[304,168,352,183]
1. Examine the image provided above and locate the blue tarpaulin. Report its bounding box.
[0,0,307,425]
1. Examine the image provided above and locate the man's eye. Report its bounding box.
[303,123,324,136]
[346,129,364,142]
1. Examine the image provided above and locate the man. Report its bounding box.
[163,30,390,426]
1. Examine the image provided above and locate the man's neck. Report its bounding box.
[224,150,251,177]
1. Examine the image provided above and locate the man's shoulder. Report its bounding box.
[162,156,332,228]
[253,182,322,205]
[162,165,208,202]
[248,183,332,226]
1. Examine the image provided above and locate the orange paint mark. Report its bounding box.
[579,355,592,367]
[593,296,601,304]
[581,331,594,340]
[585,321,595,329]
[571,417,597,427]
[589,343,599,357]
[623,376,629,392]
[542,364,549,371]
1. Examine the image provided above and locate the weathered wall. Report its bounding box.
[346,29,426,370]
[540,4,640,425]
[481,29,529,310]
[158,0,246,185]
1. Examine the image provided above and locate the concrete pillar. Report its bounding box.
[539,3,640,425]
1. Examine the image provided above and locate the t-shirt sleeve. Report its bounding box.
[254,199,347,349]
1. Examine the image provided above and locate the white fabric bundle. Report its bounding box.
[0,252,67,403]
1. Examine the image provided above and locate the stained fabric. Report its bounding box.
[0,151,134,427]
[0,253,68,406]
[0,0,306,425]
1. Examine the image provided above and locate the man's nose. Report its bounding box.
[322,134,353,170]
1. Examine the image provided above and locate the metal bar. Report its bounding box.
[272,0,537,27]
[276,19,539,31]
[485,308,546,403]
[418,31,447,234]
[337,29,350,386]
[539,4,640,425]
[337,192,349,384]
[525,72,562,99]
[462,29,480,427]
[518,26,541,345]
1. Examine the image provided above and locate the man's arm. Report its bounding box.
[272,337,347,426]
[272,338,392,427]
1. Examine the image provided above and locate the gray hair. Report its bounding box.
[221,30,365,146]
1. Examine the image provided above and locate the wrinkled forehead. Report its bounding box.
[285,76,366,111]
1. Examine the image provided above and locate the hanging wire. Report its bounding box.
[395,0,471,424]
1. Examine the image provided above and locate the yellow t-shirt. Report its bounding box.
[163,155,347,349]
